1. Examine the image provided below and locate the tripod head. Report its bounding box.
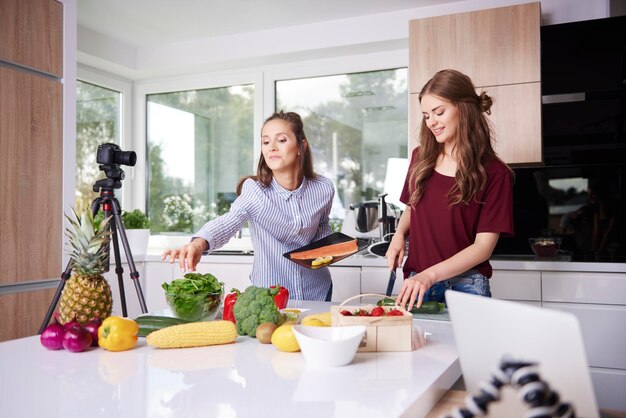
[93,165,125,192]
[92,143,137,193]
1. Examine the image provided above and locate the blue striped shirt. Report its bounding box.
[193,176,335,300]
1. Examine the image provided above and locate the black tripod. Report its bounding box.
[39,171,148,333]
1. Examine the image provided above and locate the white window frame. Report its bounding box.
[133,69,264,218]
[264,49,409,148]
[126,50,406,245]
[77,65,133,208]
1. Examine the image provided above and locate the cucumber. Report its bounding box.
[135,315,192,337]
[410,302,445,315]
[377,298,445,314]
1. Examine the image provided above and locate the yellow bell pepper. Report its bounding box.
[98,316,139,352]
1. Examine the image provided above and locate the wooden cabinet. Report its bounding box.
[0,66,63,285]
[0,0,63,76]
[408,3,540,92]
[0,287,58,341]
[0,0,64,342]
[408,2,542,164]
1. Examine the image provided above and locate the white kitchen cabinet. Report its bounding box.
[541,270,626,411]
[328,266,361,303]
[195,261,253,295]
[104,262,147,319]
[360,267,403,297]
[589,368,626,412]
[542,302,626,370]
[144,262,176,312]
[543,302,626,411]
[542,272,626,305]
[490,269,541,305]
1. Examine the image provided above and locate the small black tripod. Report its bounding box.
[39,167,148,333]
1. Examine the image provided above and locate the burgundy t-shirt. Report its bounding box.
[400,147,514,278]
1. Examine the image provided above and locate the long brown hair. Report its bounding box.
[408,69,504,206]
[236,111,316,195]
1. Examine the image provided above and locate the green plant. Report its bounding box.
[121,209,150,229]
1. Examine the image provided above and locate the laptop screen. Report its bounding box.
[445,290,599,418]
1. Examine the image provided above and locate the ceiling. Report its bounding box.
[77,0,458,48]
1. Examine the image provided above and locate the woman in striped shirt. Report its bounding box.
[162,111,335,301]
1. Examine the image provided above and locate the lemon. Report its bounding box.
[271,324,300,352]
[311,256,333,266]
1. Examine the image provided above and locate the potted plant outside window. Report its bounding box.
[120,209,151,257]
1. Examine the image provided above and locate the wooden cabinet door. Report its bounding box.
[0,288,57,342]
[410,83,542,164]
[0,66,63,285]
[0,0,63,77]
[409,2,540,93]
[408,2,542,164]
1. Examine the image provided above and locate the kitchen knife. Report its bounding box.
[385,269,396,296]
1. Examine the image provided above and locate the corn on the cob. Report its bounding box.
[146,320,238,349]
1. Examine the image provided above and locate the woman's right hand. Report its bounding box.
[386,232,406,270]
[161,238,208,272]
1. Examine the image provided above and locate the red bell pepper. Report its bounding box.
[270,285,289,309]
[223,288,241,323]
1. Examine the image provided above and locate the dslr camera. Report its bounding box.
[96,143,137,167]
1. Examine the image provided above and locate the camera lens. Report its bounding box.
[114,150,137,166]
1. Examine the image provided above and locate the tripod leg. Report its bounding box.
[38,264,72,334]
[40,198,107,334]
[110,198,148,314]
[108,209,129,317]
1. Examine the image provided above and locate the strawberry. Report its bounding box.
[387,309,404,316]
[371,306,385,316]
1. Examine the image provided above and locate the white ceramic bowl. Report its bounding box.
[292,325,366,367]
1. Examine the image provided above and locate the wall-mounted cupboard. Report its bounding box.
[408,2,542,165]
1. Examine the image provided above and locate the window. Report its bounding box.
[75,80,122,212]
[275,68,408,221]
[146,85,255,233]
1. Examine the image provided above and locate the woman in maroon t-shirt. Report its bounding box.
[386,69,513,310]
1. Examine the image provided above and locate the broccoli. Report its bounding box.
[233,286,286,337]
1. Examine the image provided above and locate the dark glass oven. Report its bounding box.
[493,16,626,262]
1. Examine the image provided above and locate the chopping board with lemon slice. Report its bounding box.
[283,232,361,269]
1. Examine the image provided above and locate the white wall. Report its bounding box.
[78,0,611,81]
[76,0,613,213]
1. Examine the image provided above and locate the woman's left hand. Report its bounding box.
[396,272,435,311]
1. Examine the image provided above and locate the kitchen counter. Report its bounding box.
[142,250,626,273]
[0,301,461,418]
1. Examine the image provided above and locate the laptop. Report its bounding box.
[445,290,599,418]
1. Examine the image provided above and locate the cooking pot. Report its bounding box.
[349,200,379,233]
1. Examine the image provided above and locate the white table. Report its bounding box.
[0,301,460,418]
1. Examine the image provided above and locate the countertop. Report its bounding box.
[141,251,626,273]
[0,301,461,418]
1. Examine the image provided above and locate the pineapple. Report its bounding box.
[58,209,113,325]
